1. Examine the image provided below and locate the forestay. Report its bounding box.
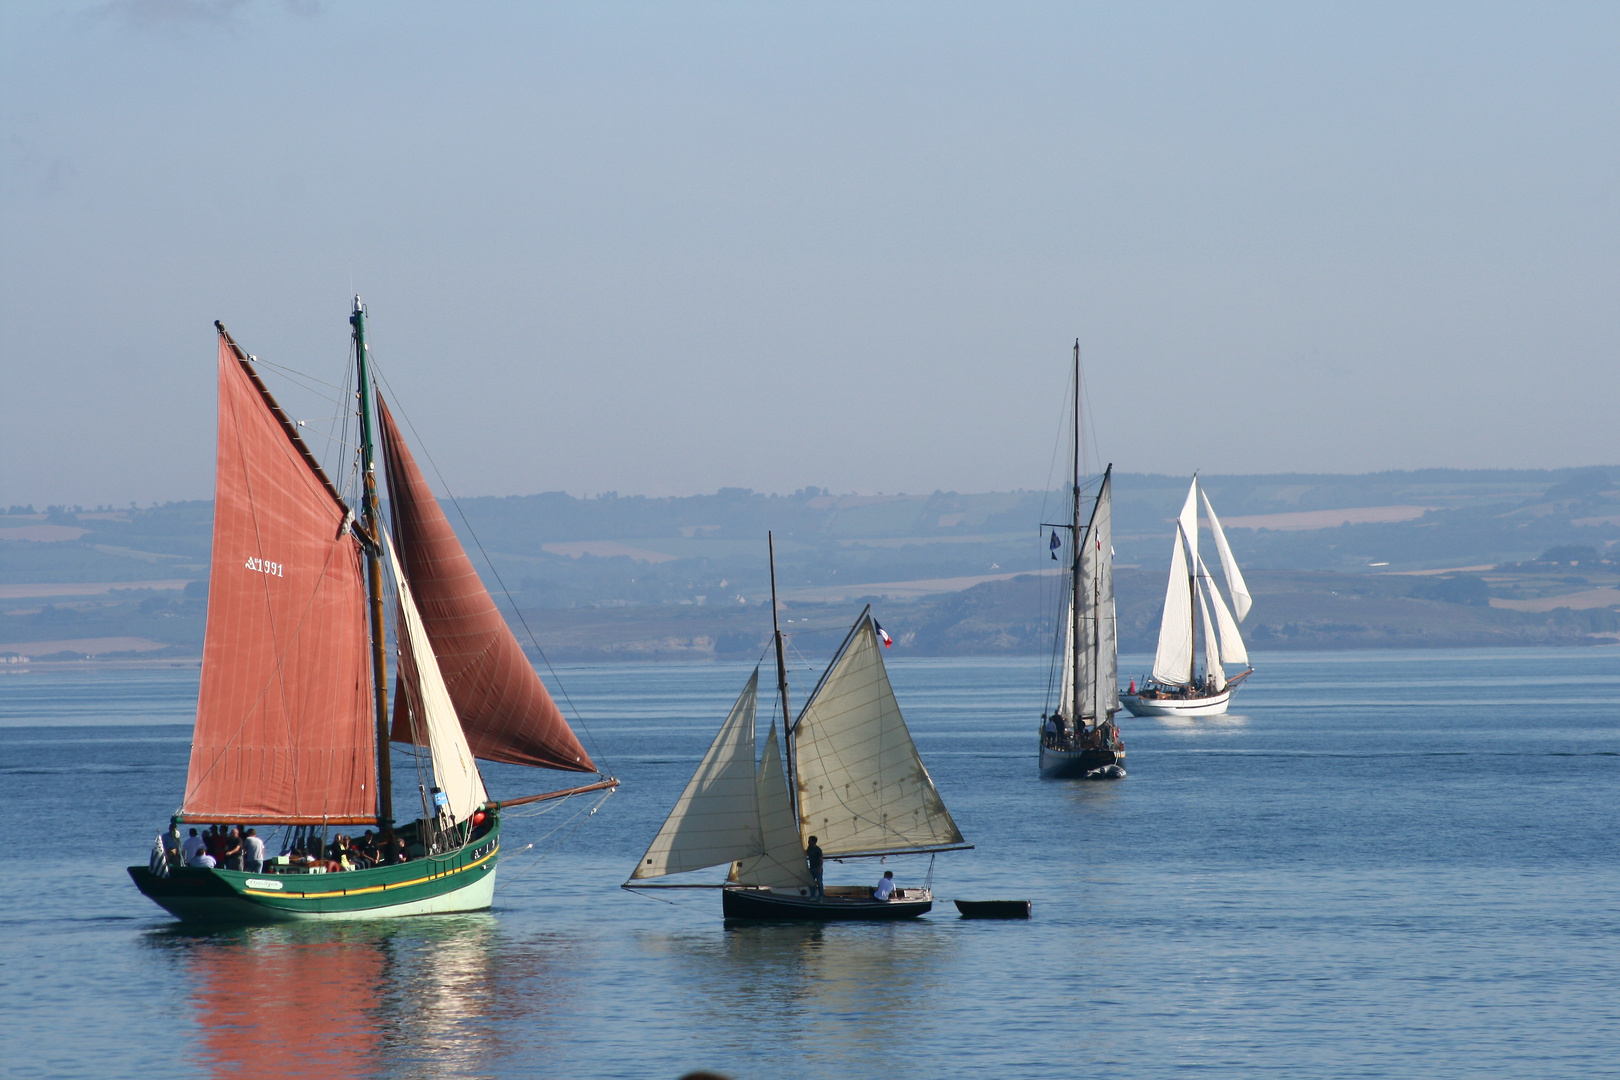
[631,670,764,879]
[793,619,963,857]
[387,533,488,826]
[733,723,813,890]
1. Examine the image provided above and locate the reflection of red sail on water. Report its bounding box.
[188,937,383,1079]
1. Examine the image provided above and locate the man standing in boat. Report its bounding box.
[806,835,824,897]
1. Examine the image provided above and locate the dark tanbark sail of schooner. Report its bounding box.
[131,299,614,922]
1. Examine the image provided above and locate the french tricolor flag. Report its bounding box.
[875,621,893,648]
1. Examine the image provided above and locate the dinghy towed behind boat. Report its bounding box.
[1120,476,1254,718]
[624,534,970,920]
[129,301,615,923]
[1038,340,1125,780]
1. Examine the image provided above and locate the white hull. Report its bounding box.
[1120,689,1231,717]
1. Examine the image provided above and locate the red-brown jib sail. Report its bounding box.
[182,334,377,824]
[379,397,596,773]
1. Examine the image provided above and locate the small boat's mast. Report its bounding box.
[351,296,393,835]
[768,532,797,811]
[1071,340,1084,732]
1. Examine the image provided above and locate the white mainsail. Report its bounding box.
[733,723,813,891]
[631,669,764,879]
[793,618,963,857]
[1200,486,1252,622]
[386,533,487,826]
[1200,554,1250,667]
[1150,525,1195,686]
[1178,480,1200,584]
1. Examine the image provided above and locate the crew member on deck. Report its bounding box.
[806,836,824,898]
[874,870,895,901]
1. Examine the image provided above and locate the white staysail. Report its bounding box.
[1196,573,1226,692]
[1082,470,1118,721]
[1200,487,1252,622]
[1200,554,1250,667]
[793,618,963,857]
[386,533,487,826]
[733,723,813,891]
[1150,526,1195,686]
[631,669,764,879]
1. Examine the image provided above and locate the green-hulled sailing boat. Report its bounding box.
[129,299,614,923]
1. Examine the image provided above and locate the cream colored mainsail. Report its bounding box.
[631,669,764,879]
[793,618,963,857]
[1200,486,1252,621]
[1151,526,1195,686]
[733,723,813,891]
[386,533,488,825]
[1081,469,1117,721]
[1056,592,1075,721]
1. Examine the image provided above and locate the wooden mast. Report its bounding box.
[351,296,393,835]
[768,532,796,814]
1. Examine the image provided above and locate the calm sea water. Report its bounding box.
[3,648,1619,1079]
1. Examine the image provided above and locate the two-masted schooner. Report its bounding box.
[129,300,615,923]
[625,536,968,920]
[1038,341,1124,779]
[1120,476,1254,717]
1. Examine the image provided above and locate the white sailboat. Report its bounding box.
[624,535,968,920]
[1121,476,1254,717]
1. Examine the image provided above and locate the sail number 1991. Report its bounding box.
[245,557,284,577]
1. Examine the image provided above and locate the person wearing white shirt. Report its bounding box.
[874,870,896,901]
[181,828,205,864]
[242,829,266,873]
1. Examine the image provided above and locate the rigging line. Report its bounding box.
[492,789,615,889]
[250,356,349,392]
[367,360,612,774]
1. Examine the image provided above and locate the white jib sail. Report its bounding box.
[793,617,964,857]
[733,723,813,891]
[1196,571,1226,692]
[1200,487,1252,622]
[1178,479,1200,583]
[386,533,488,826]
[1150,526,1195,686]
[1084,469,1118,721]
[631,668,764,879]
[1200,554,1250,667]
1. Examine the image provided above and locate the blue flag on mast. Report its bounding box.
[1050,530,1061,560]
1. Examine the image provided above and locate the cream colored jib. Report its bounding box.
[1200,486,1252,622]
[1151,525,1195,686]
[1079,471,1117,721]
[1200,554,1250,667]
[732,723,812,890]
[793,620,963,857]
[632,669,765,879]
[386,533,488,826]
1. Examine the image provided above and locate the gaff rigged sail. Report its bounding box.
[379,397,595,773]
[183,335,376,825]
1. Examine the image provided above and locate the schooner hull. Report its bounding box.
[1120,689,1232,717]
[721,886,933,921]
[1038,744,1124,779]
[129,828,500,924]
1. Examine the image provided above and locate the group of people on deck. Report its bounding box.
[1040,713,1124,752]
[161,823,412,874]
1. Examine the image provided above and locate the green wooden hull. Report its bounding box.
[129,822,500,924]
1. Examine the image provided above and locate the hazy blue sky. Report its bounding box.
[2,1,1617,507]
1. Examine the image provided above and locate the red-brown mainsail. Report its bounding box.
[379,397,596,773]
[183,335,377,825]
